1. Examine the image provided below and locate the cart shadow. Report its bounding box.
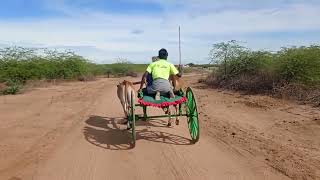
[83,115,192,151]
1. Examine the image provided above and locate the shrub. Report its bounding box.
[0,46,146,95]
[205,41,320,104]
[2,79,22,95]
[276,46,320,85]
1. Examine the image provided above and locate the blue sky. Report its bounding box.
[0,0,320,64]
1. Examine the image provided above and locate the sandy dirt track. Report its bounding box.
[0,75,319,180]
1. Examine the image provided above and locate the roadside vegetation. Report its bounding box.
[203,40,320,105]
[0,47,146,95]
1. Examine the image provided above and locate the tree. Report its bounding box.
[209,40,247,76]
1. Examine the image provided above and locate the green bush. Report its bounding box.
[0,46,147,95]
[223,51,273,77]
[207,41,320,93]
[0,48,91,82]
[2,79,22,95]
[276,46,320,85]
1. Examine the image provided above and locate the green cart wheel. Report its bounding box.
[127,93,136,147]
[186,87,200,143]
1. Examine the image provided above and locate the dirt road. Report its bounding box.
[0,75,319,180]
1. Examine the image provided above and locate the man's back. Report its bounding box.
[146,59,178,80]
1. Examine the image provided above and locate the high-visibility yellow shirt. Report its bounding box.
[146,59,179,80]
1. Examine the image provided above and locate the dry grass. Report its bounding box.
[203,73,320,106]
[273,83,320,106]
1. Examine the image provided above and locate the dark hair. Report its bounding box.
[158,48,168,59]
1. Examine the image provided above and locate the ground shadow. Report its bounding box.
[83,116,192,151]
[141,118,170,128]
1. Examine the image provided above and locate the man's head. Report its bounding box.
[158,48,168,60]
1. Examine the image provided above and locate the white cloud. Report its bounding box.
[0,1,320,63]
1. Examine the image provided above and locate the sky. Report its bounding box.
[0,0,320,64]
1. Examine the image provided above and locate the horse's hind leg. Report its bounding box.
[162,106,172,127]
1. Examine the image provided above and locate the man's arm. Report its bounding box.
[140,63,153,90]
[139,71,149,90]
[170,64,181,77]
